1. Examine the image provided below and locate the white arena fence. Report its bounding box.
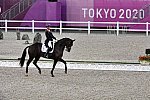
[0,20,149,36]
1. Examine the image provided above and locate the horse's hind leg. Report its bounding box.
[33,56,41,74]
[26,57,34,76]
[59,58,67,74]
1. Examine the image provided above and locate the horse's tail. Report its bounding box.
[19,46,30,67]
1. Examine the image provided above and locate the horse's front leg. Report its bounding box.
[51,59,58,77]
[59,58,67,74]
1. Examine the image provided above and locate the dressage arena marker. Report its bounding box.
[0,60,150,72]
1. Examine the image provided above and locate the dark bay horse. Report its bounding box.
[19,38,75,77]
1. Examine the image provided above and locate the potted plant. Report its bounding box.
[138,55,150,64]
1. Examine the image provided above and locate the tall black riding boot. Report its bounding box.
[44,47,52,58]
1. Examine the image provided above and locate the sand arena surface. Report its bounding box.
[1,31,150,99]
[0,31,150,63]
[0,67,150,100]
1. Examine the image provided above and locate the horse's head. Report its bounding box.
[65,38,75,52]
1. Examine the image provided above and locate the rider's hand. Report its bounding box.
[54,39,58,42]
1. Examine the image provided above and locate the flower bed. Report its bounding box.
[139,55,150,65]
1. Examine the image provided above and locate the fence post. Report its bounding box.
[116,21,119,36]
[5,20,7,33]
[88,21,90,35]
[60,20,62,35]
[146,22,149,36]
[32,20,34,33]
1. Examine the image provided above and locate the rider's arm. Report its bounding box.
[50,32,56,40]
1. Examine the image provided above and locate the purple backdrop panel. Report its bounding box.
[21,0,61,27]
[2,0,150,29]
[93,0,150,27]
[65,0,94,26]
[59,0,66,21]
[46,2,61,26]
[21,0,46,27]
[46,2,61,20]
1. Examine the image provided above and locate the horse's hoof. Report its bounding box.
[39,71,41,74]
[51,75,55,77]
[25,74,28,77]
[65,71,67,74]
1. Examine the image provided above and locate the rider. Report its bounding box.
[44,24,57,57]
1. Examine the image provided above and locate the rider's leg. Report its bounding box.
[44,47,52,57]
[44,40,50,57]
[44,41,53,57]
[47,41,53,53]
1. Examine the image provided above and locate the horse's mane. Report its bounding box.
[58,38,71,41]
[56,38,71,44]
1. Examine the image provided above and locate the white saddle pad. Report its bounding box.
[41,41,54,53]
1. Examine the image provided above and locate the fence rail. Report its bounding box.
[0,20,149,36]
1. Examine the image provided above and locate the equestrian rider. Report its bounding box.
[44,25,57,57]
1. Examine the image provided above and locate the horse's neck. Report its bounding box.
[54,42,66,52]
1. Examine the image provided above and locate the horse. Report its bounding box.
[19,38,75,77]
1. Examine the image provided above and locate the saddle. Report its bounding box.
[41,41,55,53]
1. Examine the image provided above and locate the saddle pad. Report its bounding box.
[41,41,53,53]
